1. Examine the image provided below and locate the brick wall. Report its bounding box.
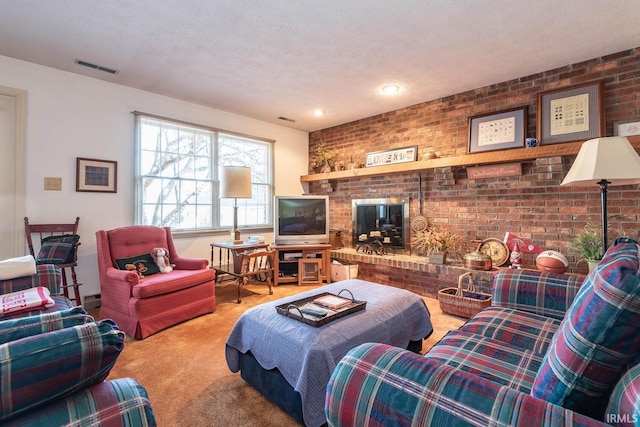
[310,47,640,274]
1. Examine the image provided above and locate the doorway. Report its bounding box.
[0,85,27,259]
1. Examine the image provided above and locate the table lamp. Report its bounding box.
[561,136,640,255]
[220,166,252,244]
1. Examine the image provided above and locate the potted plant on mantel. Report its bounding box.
[414,224,466,264]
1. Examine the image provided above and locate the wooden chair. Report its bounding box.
[24,217,82,306]
[235,250,274,303]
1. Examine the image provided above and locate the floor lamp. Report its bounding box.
[561,136,640,256]
[220,166,252,244]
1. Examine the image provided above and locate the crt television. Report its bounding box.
[274,195,330,245]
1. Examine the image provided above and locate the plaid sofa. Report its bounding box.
[1,263,156,426]
[326,239,640,426]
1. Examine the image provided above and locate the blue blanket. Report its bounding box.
[225,279,433,427]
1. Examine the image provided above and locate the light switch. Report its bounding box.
[44,177,62,191]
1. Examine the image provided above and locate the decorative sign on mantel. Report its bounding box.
[466,162,522,179]
[365,145,417,167]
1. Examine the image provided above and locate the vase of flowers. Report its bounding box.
[428,251,447,265]
[414,224,466,264]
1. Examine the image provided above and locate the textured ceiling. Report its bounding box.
[1,1,639,132]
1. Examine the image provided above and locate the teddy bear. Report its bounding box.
[125,263,144,279]
[151,247,174,273]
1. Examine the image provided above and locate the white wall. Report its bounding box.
[0,55,310,299]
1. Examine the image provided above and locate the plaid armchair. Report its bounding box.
[0,263,156,426]
[0,264,75,318]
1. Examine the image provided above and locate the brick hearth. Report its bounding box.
[330,248,494,298]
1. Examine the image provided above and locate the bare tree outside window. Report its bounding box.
[135,114,273,231]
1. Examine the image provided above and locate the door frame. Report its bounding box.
[0,85,27,257]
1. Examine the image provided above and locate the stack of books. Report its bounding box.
[313,294,352,310]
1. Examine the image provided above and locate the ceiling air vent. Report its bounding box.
[277,116,296,123]
[75,59,119,75]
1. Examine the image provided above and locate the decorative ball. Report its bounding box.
[536,250,569,274]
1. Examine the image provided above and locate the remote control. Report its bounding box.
[300,307,328,318]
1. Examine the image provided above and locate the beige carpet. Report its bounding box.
[104,282,465,427]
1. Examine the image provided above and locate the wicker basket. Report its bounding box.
[438,272,492,318]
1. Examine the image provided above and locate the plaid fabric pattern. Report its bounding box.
[0,264,62,295]
[36,234,79,265]
[325,343,607,427]
[0,320,124,422]
[532,239,640,419]
[2,378,156,427]
[605,361,640,426]
[426,330,543,393]
[604,359,640,426]
[492,269,584,320]
[0,307,92,344]
[461,306,561,355]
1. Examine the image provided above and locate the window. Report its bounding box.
[134,113,273,232]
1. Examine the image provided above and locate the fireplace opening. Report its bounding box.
[352,198,410,252]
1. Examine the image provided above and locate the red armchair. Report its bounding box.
[96,225,215,339]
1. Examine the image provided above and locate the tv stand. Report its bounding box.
[273,244,332,286]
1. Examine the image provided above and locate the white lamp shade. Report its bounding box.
[220,166,252,198]
[561,137,640,186]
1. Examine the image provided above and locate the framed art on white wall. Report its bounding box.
[76,157,117,193]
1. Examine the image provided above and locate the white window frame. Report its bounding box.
[134,112,274,232]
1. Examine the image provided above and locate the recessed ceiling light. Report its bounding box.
[312,109,325,117]
[381,84,400,94]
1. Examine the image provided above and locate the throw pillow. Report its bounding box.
[531,238,640,418]
[115,253,160,277]
[0,320,124,422]
[36,234,80,265]
[604,357,640,426]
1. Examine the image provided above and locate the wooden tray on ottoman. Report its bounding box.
[276,289,366,327]
[438,272,491,319]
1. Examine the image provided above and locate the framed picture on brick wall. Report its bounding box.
[537,81,604,145]
[614,120,640,137]
[468,107,527,154]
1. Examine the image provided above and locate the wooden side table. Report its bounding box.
[210,241,270,282]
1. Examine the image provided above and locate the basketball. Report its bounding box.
[536,250,569,274]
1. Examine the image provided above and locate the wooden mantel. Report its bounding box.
[301,135,640,183]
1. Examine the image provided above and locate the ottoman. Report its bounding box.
[225,279,433,426]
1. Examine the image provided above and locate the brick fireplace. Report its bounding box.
[308,47,640,295]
